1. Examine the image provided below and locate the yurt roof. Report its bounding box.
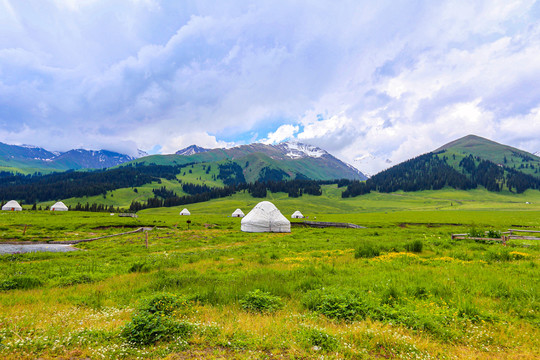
[50,201,68,210]
[2,200,22,210]
[241,201,290,233]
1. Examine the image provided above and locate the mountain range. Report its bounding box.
[2,134,540,208]
[137,141,366,182]
[0,141,365,181]
[0,142,141,173]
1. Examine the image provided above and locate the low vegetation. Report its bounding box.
[0,190,538,359]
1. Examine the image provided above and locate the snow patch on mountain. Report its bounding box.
[176,145,210,156]
[278,141,327,159]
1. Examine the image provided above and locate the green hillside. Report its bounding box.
[436,134,540,178]
[125,142,366,181]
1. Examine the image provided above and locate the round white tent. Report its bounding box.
[2,200,22,211]
[180,208,191,215]
[241,201,290,233]
[232,208,245,217]
[291,210,304,219]
[50,201,68,211]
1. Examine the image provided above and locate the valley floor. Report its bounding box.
[0,190,539,359]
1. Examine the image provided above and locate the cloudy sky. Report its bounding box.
[1,0,540,175]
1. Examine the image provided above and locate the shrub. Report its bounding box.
[0,276,43,291]
[303,288,368,321]
[355,242,380,258]
[486,229,501,238]
[468,227,484,237]
[405,240,423,253]
[121,293,193,346]
[240,289,283,313]
[121,311,193,345]
[297,326,339,352]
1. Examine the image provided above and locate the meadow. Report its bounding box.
[0,187,539,359]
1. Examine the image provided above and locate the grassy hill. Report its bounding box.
[126,142,366,182]
[436,134,540,178]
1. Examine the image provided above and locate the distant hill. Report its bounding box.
[130,141,366,182]
[435,134,540,178]
[0,142,140,173]
[0,140,365,207]
[343,134,540,197]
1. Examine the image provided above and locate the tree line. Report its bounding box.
[128,179,327,212]
[0,163,195,204]
[342,152,540,198]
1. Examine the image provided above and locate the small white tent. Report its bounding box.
[180,208,191,216]
[2,200,22,211]
[291,210,304,219]
[241,201,290,233]
[232,208,245,217]
[50,201,68,211]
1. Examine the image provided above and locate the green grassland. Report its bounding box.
[0,189,539,359]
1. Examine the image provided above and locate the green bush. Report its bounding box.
[240,289,283,313]
[354,242,380,258]
[405,240,423,253]
[303,288,368,321]
[468,227,484,237]
[121,293,193,345]
[121,311,193,345]
[297,326,339,352]
[0,276,43,291]
[486,229,501,238]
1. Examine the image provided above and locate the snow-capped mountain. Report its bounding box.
[162,141,367,181]
[275,141,327,159]
[176,145,211,156]
[0,142,137,171]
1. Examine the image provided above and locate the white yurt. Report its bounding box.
[241,201,290,233]
[50,201,68,211]
[2,200,22,211]
[232,208,245,217]
[180,208,191,216]
[291,210,304,219]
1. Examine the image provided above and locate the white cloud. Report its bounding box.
[0,0,539,175]
[261,124,299,145]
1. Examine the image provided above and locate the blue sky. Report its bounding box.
[1,1,540,174]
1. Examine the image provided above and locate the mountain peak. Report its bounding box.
[434,134,498,152]
[136,149,149,158]
[176,145,211,156]
[276,141,327,159]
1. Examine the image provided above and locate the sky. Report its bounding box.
[1,0,540,175]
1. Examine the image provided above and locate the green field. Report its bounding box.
[0,188,539,359]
